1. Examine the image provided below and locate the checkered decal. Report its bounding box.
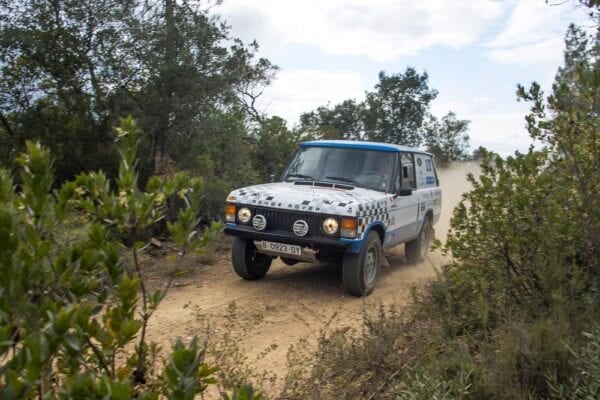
[356,200,391,236]
[229,183,386,216]
[227,182,393,239]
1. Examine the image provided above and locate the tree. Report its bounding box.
[132,1,278,174]
[234,44,279,126]
[516,23,600,271]
[0,0,140,180]
[0,0,278,184]
[298,100,365,140]
[297,68,445,147]
[252,116,299,181]
[363,69,437,146]
[443,23,600,325]
[423,112,470,166]
[172,107,261,222]
[470,146,484,161]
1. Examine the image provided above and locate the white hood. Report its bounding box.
[226,182,390,217]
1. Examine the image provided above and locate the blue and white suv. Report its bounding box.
[224,140,441,296]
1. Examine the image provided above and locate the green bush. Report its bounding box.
[395,367,473,400]
[0,117,255,398]
[280,305,416,399]
[548,326,600,399]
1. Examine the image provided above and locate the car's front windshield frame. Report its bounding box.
[281,146,397,192]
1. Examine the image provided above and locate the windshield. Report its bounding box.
[282,146,396,192]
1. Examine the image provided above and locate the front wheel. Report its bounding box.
[231,237,272,280]
[343,231,382,296]
[405,217,433,263]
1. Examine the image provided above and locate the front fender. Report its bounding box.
[343,221,386,254]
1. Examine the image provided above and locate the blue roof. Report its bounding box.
[300,140,431,155]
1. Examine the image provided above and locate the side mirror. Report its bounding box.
[397,187,412,196]
[269,174,275,182]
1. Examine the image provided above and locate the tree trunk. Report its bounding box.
[154,0,177,174]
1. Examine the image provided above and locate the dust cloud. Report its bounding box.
[435,161,480,244]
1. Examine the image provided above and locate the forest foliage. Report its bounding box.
[0,0,287,215]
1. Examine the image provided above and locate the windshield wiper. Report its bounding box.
[324,176,358,184]
[286,173,315,181]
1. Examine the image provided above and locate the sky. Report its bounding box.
[215,0,592,156]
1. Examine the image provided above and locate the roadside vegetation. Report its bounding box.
[0,117,241,398]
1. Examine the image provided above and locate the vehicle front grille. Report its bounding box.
[240,206,329,237]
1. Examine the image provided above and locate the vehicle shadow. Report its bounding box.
[260,260,347,296]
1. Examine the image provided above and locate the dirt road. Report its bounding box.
[145,163,477,395]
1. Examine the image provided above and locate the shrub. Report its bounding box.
[395,367,473,400]
[0,117,254,398]
[548,326,600,399]
[280,305,417,399]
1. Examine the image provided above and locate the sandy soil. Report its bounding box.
[143,163,478,396]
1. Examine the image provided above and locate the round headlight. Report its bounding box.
[237,207,252,223]
[322,218,339,235]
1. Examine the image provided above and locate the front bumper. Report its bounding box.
[225,224,347,249]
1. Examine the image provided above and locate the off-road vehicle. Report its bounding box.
[224,140,442,296]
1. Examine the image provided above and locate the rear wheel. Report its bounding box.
[232,237,272,280]
[405,217,433,263]
[343,231,382,296]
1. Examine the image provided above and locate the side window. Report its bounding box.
[399,153,416,190]
[430,156,439,186]
[415,154,438,188]
[425,158,432,172]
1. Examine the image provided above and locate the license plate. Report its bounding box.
[258,241,302,256]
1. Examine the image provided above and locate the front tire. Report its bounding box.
[232,237,272,280]
[343,231,382,296]
[405,217,433,264]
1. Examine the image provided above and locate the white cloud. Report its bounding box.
[432,95,534,157]
[486,37,564,66]
[469,112,533,156]
[217,0,504,61]
[485,0,590,67]
[255,69,366,126]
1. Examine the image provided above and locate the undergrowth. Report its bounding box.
[196,302,277,397]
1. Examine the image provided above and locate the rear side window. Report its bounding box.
[397,152,416,190]
[414,154,438,189]
[425,158,432,172]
